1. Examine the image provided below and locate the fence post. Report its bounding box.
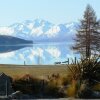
[68,58,69,65]
[24,61,25,65]
[75,57,77,64]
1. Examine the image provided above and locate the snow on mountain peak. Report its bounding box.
[31,26,43,36]
[0,27,14,35]
[0,19,78,42]
[45,25,60,38]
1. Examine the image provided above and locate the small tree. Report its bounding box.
[73,4,100,58]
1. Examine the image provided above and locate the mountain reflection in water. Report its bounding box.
[0,42,79,65]
[0,44,32,53]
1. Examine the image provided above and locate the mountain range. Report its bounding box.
[0,19,79,64]
[0,19,78,43]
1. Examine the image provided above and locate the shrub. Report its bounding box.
[65,80,77,97]
[61,75,72,86]
[80,57,100,84]
[66,57,100,98]
[67,57,100,85]
[12,74,42,94]
[12,74,65,98]
[44,81,65,98]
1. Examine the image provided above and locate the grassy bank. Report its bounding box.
[0,57,100,99]
[0,64,67,78]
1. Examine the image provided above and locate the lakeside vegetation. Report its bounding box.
[0,57,100,99]
[11,57,100,99]
[0,65,67,78]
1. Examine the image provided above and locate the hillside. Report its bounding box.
[0,35,33,53]
[0,35,33,45]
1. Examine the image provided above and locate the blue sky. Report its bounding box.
[0,0,100,26]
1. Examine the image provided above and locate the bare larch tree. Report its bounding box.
[72,4,100,58]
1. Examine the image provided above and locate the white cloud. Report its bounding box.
[31,27,43,36]
[0,52,15,58]
[0,27,14,35]
[45,26,60,37]
[46,47,61,58]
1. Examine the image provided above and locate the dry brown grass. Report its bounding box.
[0,64,67,78]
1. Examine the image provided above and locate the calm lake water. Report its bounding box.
[0,42,79,65]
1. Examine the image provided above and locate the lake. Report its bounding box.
[0,42,79,65]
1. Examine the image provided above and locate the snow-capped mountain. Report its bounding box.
[0,19,78,43]
[0,19,79,65]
